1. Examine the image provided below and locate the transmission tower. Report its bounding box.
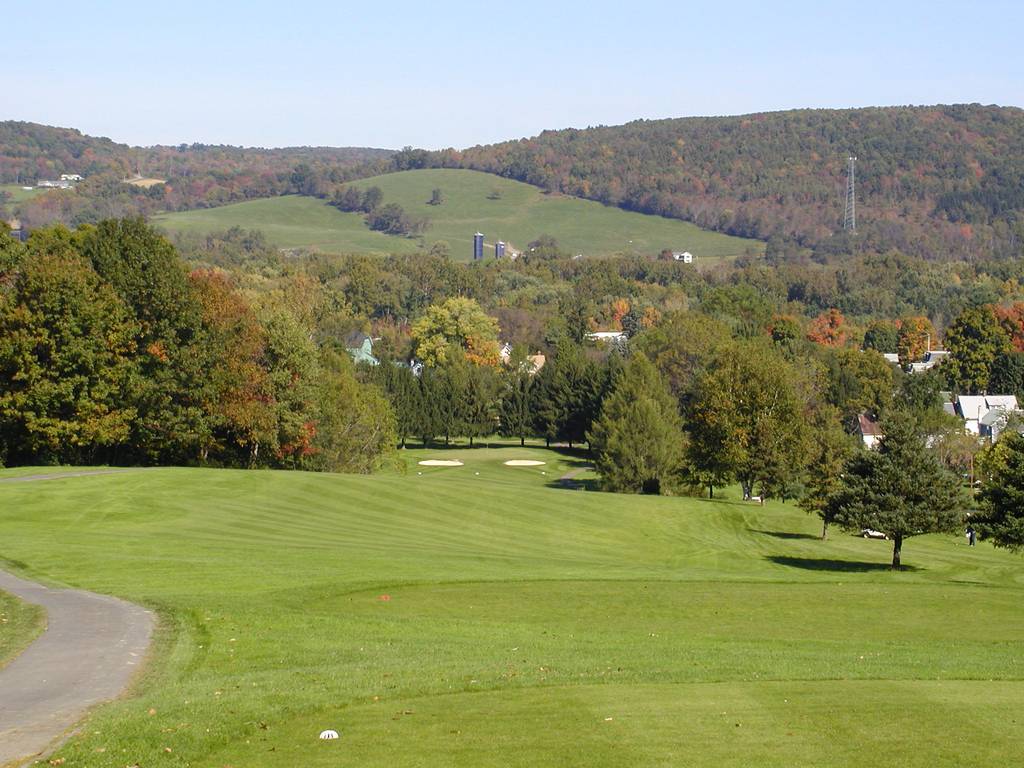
[844,155,857,232]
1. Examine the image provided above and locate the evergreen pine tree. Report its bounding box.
[499,346,536,447]
[587,353,685,494]
[975,431,1024,551]
[827,413,966,569]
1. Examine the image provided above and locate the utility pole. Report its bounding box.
[844,156,857,232]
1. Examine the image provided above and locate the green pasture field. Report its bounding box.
[0,183,46,207]
[153,169,761,262]
[0,590,44,670]
[0,443,1021,766]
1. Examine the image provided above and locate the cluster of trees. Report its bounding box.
[0,220,395,471]
[330,185,427,236]
[370,305,612,451]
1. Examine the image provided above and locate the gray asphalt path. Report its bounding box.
[558,466,594,487]
[0,469,140,484]
[0,570,154,766]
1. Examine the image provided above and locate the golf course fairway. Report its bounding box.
[0,445,1021,766]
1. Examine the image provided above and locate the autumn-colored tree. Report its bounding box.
[190,269,275,463]
[896,315,936,365]
[806,308,849,347]
[411,297,500,367]
[994,303,1024,352]
[610,298,631,328]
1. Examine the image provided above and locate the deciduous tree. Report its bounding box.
[0,253,137,464]
[945,305,1012,394]
[687,342,813,500]
[411,297,499,367]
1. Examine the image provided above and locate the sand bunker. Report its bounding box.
[503,460,546,466]
[418,459,464,467]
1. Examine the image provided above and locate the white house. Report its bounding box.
[955,394,1020,439]
[586,330,627,344]
[59,173,83,182]
[908,350,949,373]
[672,251,694,263]
[880,349,949,373]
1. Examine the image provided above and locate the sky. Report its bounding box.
[5,0,1023,150]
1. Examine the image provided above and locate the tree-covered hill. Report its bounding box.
[419,104,1024,261]
[0,121,393,224]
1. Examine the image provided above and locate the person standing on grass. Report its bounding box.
[967,525,977,546]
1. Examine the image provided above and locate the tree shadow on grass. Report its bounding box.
[546,478,602,492]
[749,528,820,541]
[766,555,922,573]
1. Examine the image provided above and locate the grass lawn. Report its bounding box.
[0,589,44,670]
[153,169,761,262]
[0,443,1021,766]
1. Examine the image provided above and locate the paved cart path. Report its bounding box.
[557,465,594,487]
[0,469,142,484]
[0,570,154,766]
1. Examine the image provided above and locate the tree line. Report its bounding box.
[0,219,395,470]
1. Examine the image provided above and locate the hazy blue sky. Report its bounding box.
[6,1,1023,149]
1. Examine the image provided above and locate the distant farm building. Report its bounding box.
[473,232,484,261]
[36,179,73,189]
[586,330,628,348]
[673,251,694,263]
[495,241,506,259]
[60,173,83,182]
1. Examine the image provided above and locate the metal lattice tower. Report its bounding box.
[844,156,857,232]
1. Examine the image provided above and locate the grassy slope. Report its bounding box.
[0,445,1021,767]
[153,169,761,261]
[0,183,46,206]
[0,590,44,670]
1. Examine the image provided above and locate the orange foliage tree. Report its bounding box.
[896,316,937,365]
[807,309,849,347]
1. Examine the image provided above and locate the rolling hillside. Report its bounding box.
[154,169,762,261]
[425,104,1024,260]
